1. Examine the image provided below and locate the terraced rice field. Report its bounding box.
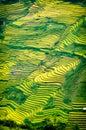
[66,103,86,130]
[0,0,86,129]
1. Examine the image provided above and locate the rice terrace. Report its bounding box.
[0,0,86,130]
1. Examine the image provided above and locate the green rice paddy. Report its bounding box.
[0,0,86,129]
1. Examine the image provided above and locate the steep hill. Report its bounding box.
[0,0,86,130]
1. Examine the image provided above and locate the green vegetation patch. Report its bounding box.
[2,86,28,105]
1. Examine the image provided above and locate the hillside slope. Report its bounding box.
[0,0,86,130]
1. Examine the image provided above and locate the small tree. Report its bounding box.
[0,18,6,43]
[73,124,80,130]
[56,122,67,130]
